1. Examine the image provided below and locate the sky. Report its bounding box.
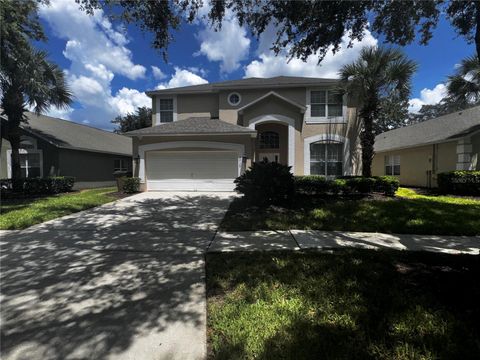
[36,0,474,131]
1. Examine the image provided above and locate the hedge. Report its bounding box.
[437,171,480,196]
[294,175,399,196]
[0,176,75,197]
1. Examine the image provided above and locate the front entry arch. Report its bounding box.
[248,114,296,172]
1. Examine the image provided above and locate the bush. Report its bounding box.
[234,160,294,206]
[437,171,480,196]
[345,177,376,194]
[295,175,329,195]
[293,175,399,197]
[373,176,400,197]
[0,176,75,198]
[122,177,140,193]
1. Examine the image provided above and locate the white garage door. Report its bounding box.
[146,151,239,191]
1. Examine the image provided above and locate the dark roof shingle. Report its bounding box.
[125,117,256,136]
[9,112,132,156]
[146,76,339,96]
[374,106,480,152]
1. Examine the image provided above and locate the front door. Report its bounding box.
[258,153,279,163]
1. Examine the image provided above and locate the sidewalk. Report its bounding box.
[208,230,480,255]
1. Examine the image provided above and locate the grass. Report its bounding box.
[207,250,480,360]
[220,188,480,236]
[0,187,120,230]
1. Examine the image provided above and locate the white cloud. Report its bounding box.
[408,84,447,113]
[244,29,378,78]
[151,66,167,80]
[38,0,150,129]
[194,10,250,73]
[156,67,208,89]
[109,88,152,115]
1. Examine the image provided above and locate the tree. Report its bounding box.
[112,106,152,133]
[408,54,480,123]
[1,0,72,185]
[77,1,480,63]
[339,46,417,177]
[446,54,480,106]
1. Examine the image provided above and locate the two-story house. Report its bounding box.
[126,76,362,191]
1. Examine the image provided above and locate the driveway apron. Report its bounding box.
[0,192,234,360]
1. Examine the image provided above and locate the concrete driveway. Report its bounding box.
[0,192,235,360]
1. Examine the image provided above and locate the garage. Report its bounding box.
[146,150,239,191]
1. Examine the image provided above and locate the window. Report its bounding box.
[228,92,241,106]
[159,98,174,123]
[310,142,343,177]
[114,159,128,172]
[385,155,400,175]
[7,136,43,178]
[310,90,343,118]
[20,153,41,178]
[259,131,279,149]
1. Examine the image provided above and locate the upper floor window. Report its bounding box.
[159,98,174,123]
[385,155,400,175]
[310,90,343,118]
[228,92,241,106]
[259,131,279,149]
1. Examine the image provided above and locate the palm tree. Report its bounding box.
[447,54,480,106]
[339,46,417,177]
[1,46,73,185]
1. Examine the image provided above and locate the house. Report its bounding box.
[1,112,132,189]
[126,76,362,191]
[372,106,480,187]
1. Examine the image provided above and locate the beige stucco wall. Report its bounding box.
[372,140,460,187]
[147,86,361,177]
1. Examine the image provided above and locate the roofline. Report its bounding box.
[238,91,306,114]
[14,123,131,156]
[126,131,257,138]
[374,134,472,153]
[145,78,340,97]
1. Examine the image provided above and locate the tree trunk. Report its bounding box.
[359,101,377,177]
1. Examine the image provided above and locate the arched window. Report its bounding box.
[310,141,343,176]
[259,131,279,149]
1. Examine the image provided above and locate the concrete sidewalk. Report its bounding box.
[209,230,480,255]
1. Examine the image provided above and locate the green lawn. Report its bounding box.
[0,187,120,230]
[207,250,480,360]
[220,188,480,236]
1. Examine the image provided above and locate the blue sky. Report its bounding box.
[37,0,474,130]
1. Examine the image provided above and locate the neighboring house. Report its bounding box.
[1,112,132,189]
[372,106,480,188]
[126,76,362,191]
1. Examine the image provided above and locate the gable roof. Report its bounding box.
[374,106,480,152]
[124,117,257,136]
[237,91,306,114]
[146,76,339,96]
[2,112,132,156]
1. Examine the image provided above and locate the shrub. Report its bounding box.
[345,177,376,194]
[122,177,140,193]
[0,176,75,198]
[295,175,329,195]
[437,171,480,196]
[373,176,400,196]
[234,160,294,206]
[293,175,399,197]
